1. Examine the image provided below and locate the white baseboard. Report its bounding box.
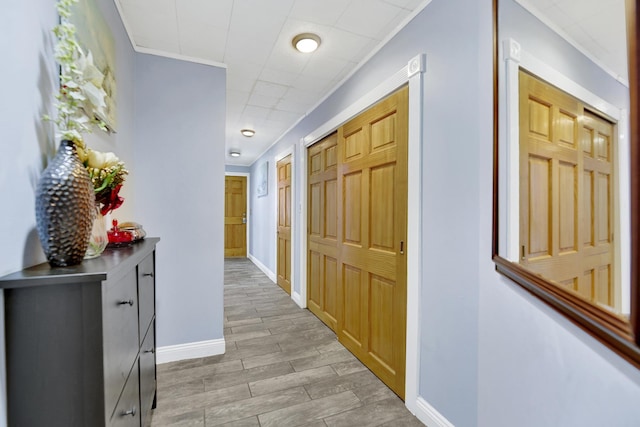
[248,254,277,283]
[291,290,305,308]
[414,396,455,427]
[156,338,226,364]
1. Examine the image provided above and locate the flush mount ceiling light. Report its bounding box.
[229,150,241,157]
[240,128,255,137]
[292,33,321,53]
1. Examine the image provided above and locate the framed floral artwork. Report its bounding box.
[256,162,268,197]
[70,0,117,132]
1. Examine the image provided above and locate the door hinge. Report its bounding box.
[400,241,404,254]
[521,245,525,260]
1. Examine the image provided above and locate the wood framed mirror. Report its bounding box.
[493,0,640,366]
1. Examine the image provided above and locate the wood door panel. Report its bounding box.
[370,114,396,152]
[342,264,364,345]
[527,155,552,258]
[325,145,338,168]
[343,172,363,245]
[368,274,395,369]
[309,251,321,307]
[558,161,577,254]
[325,180,338,239]
[528,98,551,138]
[310,184,322,236]
[324,256,338,328]
[595,264,613,305]
[596,173,611,244]
[557,110,578,149]
[370,164,396,252]
[344,129,365,160]
[224,176,247,257]
[582,170,594,246]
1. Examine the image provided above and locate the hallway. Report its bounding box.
[150,258,422,426]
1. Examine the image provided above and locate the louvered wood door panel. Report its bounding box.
[519,70,618,310]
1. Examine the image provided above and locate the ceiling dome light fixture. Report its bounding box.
[229,150,241,157]
[292,33,321,53]
[240,128,255,137]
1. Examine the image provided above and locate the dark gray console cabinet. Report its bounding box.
[0,238,160,427]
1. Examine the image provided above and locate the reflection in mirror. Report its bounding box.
[496,0,630,317]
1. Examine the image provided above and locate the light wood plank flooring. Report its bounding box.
[149,258,422,426]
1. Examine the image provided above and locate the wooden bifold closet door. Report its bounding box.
[519,70,618,310]
[307,86,408,398]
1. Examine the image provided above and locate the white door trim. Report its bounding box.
[298,54,426,413]
[224,172,251,257]
[275,147,296,302]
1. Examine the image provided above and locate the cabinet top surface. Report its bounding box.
[0,238,160,289]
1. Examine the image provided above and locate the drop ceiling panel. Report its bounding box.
[253,81,290,98]
[248,92,281,109]
[289,0,351,25]
[119,0,179,48]
[324,28,378,62]
[175,0,233,33]
[177,24,227,60]
[335,0,404,38]
[259,68,300,87]
[268,109,302,124]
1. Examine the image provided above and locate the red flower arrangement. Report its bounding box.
[97,183,124,215]
[81,148,128,215]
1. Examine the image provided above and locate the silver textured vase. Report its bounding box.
[35,140,96,267]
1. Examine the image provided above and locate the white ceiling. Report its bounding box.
[115,0,428,166]
[113,0,627,166]
[516,0,627,85]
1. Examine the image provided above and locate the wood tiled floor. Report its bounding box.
[150,258,423,426]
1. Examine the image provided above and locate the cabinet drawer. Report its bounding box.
[139,323,156,427]
[110,364,140,427]
[137,254,155,343]
[103,269,139,415]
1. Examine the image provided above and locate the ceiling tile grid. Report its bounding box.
[116,0,623,165]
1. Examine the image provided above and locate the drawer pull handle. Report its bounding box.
[122,407,137,417]
[144,348,155,354]
[118,299,134,306]
[143,272,154,277]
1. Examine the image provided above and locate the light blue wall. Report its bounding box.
[1,0,137,425]
[0,2,58,422]
[249,158,277,272]
[246,0,640,426]
[225,165,250,174]
[134,53,226,347]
